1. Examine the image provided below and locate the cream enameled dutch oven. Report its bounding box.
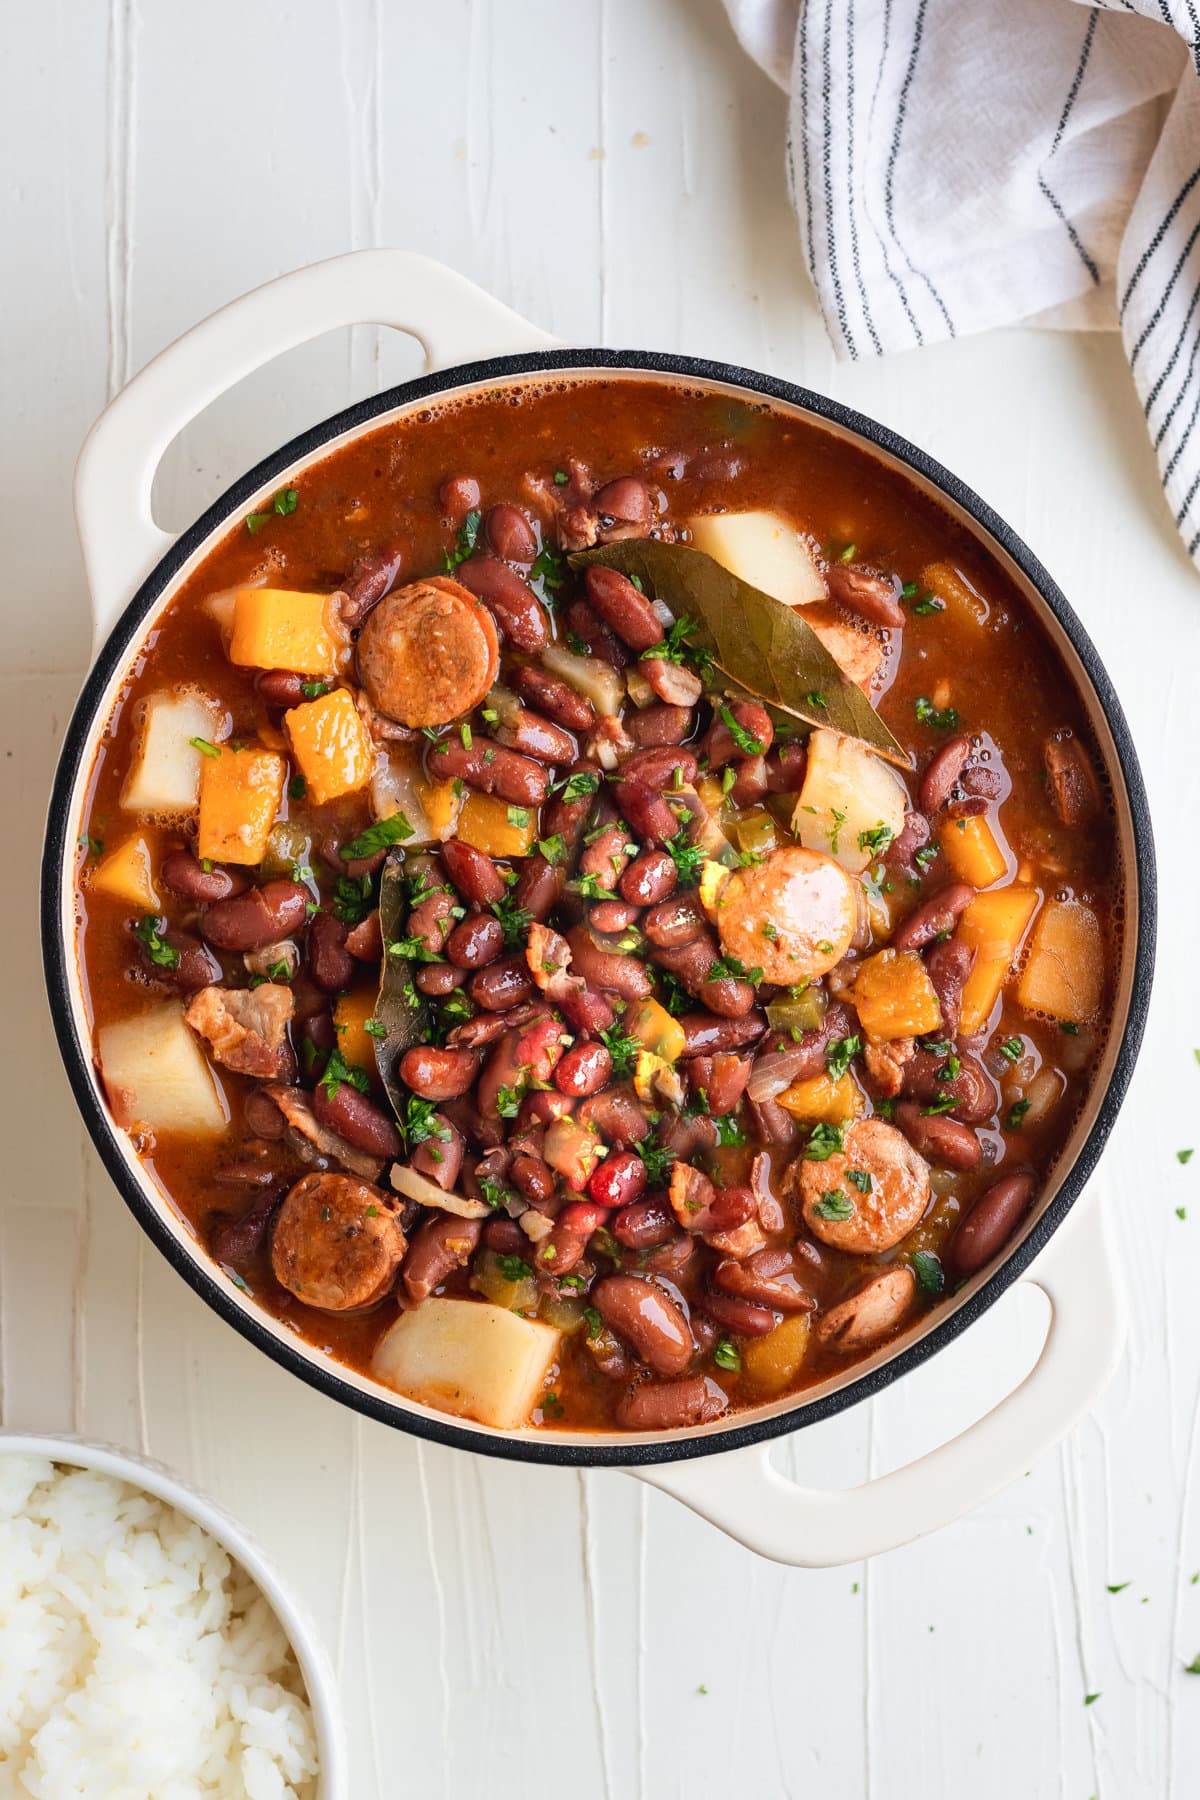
[40,251,1155,1566]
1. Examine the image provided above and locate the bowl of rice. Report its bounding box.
[0,1432,345,1797]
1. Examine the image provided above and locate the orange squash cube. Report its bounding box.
[285,688,374,806]
[958,886,1040,1037]
[197,746,287,864]
[939,813,1007,888]
[228,588,341,676]
[1016,898,1102,1023]
[776,1071,865,1124]
[90,834,159,910]
[850,948,942,1040]
[333,988,382,1076]
[455,792,537,858]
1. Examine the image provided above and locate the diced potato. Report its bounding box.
[1016,899,1103,1023]
[419,777,464,841]
[333,988,381,1074]
[850,948,942,1040]
[540,644,625,716]
[121,689,226,818]
[627,995,686,1064]
[99,1001,228,1138]
[372,1298,561,1431]
[777,1071,864,1124]
[687,510,828,607]
[90,835,158,910]
[742,1314,811,1393]
[228,587,341,675]
[285,688,373,806]
[456,792,536,858]
[793,730,907,875]
[197,746,287,865]
[921,562,990,630]
[958,886,1040,1037]
[939,813,1007,887]
[370,746,440,847]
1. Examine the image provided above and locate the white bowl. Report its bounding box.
[1,1430,347,1799]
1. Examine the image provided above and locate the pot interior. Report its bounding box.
[49,359,1151,1464]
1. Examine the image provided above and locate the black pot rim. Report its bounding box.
[40,347,1157,1469]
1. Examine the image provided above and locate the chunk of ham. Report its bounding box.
[185,983,294,1079]
[262,1083,384,1182]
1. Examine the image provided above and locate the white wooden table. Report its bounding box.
[5,2,1200,1794]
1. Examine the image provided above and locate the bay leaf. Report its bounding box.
[372,854,427,1124]
[571,539,908,769]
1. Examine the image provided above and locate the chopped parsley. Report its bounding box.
[133,915,179,970]
[300,679,330,699]
[558,769,600,804]
[715,1114,748,1147]
[188,736,220,758]
[507,805,530,828]
[495,1085,524,1119]
[332,873,374,926]
[553,468,570,486]
[340,811,415,860]
[914,696,960,731]
[569,872,612,902]
[530,544,566,594]
[635,1136,677,1186]
[319,1049,371,1100]
[826,1034,862,1081]
[913,845,939,871]
[600,1023,641,1079]
[805,690,828,710]
[666,828,705,888]
[814,1190,854,1221]
[718,704,765,755]
[288,774,307,802]
[641,613,713,673]
[1178,1149,1194,1165]
[363,1017,387,1041]
[537,833,566,865]
[1007,1099,1032,1129]
[478,1174,514,1211]
[245,486,299,533]
[443,508,481,570]
[911,1249,945,1295]
[497,1253,533,1283]
[713,1337,742,1373]
[846,1168,873,1194]
[583,1305,604,1340]
[857,822,894,857]
[998,1037,1024,1063]
[708,955,763,985]
[805,1122,844,1161]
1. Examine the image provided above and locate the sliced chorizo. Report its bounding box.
[796,1117,930,1253]
[271,1173,406,1311]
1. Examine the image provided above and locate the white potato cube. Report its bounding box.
[688,510,828,607]
[372,1298,562,1430]
[793,729,908,875]
[121,689,226,817]
[99,1001,228,1138]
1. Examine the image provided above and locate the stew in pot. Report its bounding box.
[74,377,1120,1434]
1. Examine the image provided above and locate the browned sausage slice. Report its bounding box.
[795,1117,930,1252]
[271,1172,407,1310]
[356,576,499,728]
[715,846,857,984]
[814,1266,916,1352]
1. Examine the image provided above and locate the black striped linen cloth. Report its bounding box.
[722,0,1200,566]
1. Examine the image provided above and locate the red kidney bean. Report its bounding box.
[496,708,575,766]
[312,1081,402,1159]
[398,1045,480,1102]
[339,546,404,630]
[952,1172,1036,1274]
[208,1190,280,1269]
[483,1216,526,1255]
[456,557,548,651]
[714,1247,813,1312]
[533,1220,592,1278]
[622,746,700,790]
[642,893,708,949]
[589,1150,648,1211]
[564,597,628,669]
[641,657,703,707]
[329,839,389,882]
[962,765,1004,800]
[653,934,718,992]
[345,911,383,961]
[406,888,455,958]
[448,1006,532,1051]
[891,882,975,952]
[594,475,653,531]
[161,849,248,904]
[699,975,758,1018]
[590,898,639,934]
[415,961,462,997]
[659,1111,718,1160]
[412,1116,464,1190]
[765,740,809,793]
[620,848,676,907]
[439,474,480,520]
[584,565,665,652]
[612,1195,676,1249]
[613,777,678,846]
[440,839,507,906]
[729,755,768,808]
[825,562,906,627]
[701,1289,776,1337]
[435,736,549,806]
[616,1376,728,1431]
[884,810,933,871]
[594,1275,693,1376]
[308,911,356,993]
[578,1087,649,1148]
[519,1089,577,1128]
[403,1213,481,1304]
[946,796,989,820]
[477,1030,524,1120]
[299,1009,335,1064]
[468,956,535,1013]
[446,912,504,970]
[686,1052,751,1115]
[244,1088,286,1139]
[703,701,774,766]
[567,926,653,1000]
[512,855,564,922]
[926,937,975,1038]
[558,982,616,1037]
[554,1041,613,1098]
[444,1098,504,1152]
[512,1014,564,1086]
[578,824,631,893]
[678,1010,766,1056]
[255,670,308,708]
[919,736,971,814]
[634,1233,697,1278]
[893,1101,981,1171]
[202,880,311,953]
[511,1152,555,1203]
[904,1048,997,1124]
[512,665,596,731]
[485,502,537,564]
[628,704,693,747]
[543,774,600,850]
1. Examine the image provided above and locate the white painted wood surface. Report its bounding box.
[4,1,1200,1793]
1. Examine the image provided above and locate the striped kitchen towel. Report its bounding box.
[722,0,1200,567]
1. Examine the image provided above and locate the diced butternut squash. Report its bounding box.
[197,746,287,864]
[455,792,537,858]
[776,1071,865,1124]
[90,835,158,910]
[957,886,1040,1037]
[939,813,1007,887]
[742,1314,811,1393]
[121,689,226,817]
[228,587,341,675]
[1016,899,1103,1023]
[920,562,990,630]
[99,1001,228,1137]
[419,777,464,841]
[334,988,381,1074]
[794,730,907,875]
[687,509,828,607]
[372,1297,561,1430]
[627,995,686,1065]
[850,948,942,1040]
[285,688,373,806]
[696,774,727,816]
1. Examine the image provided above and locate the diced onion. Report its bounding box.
[389,1164,489,1218]
[541,644,625,716]
[747,1045,819,1103]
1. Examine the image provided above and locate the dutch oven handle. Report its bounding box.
[632,1196,1124,1565]
[74,249,558,654]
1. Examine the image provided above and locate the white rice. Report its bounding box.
[0,1456,320,1799]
